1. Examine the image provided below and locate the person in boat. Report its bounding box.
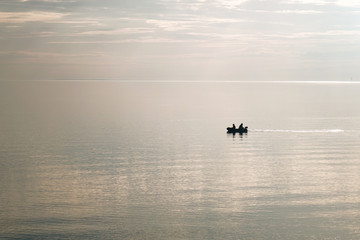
[232,124,236,130]
[239,123,244,131]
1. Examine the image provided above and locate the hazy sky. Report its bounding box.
[1,0,360,81]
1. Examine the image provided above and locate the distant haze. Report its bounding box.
[1,0,360,81]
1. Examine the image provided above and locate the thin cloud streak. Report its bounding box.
[0,11,67,23]
[283,0,360,7]
[79,28,155,36]
[19,0,75,2]
[0,50,103,57]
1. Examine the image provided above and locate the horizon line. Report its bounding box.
[3,79,360,84]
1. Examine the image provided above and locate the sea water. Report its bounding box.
[1,81,360,239]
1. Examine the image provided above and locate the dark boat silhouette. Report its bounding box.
[227,126,248,134]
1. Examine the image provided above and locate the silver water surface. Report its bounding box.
[1,81,360,239]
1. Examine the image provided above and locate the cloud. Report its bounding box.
[158,0,207,11]
[283,0,360,7]
[146,19,194,31]
[291,30,360,38]
[272,9,323,14]
[0,50,103,57]
[1,0,360,81]
[79,28,155,36]
[236,8,323,14]
[48,37,204,44]
[0,50,105,65]
[0,11,67,23]
[50,18,103,26]
[19,0,75,2]
[146,15,250,31]
[282,0,330,5]
[213,0,249,10]
[158,0,249,11]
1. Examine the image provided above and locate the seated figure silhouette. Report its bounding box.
[227,123,248,134]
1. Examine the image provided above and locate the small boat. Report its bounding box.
[227,126,248,134]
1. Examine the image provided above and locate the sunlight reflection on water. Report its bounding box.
[1,82,360,239]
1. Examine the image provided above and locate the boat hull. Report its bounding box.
[227,127,248,134]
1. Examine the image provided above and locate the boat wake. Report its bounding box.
[254,129,344,133]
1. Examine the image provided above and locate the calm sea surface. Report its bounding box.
[1,81,360,239]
